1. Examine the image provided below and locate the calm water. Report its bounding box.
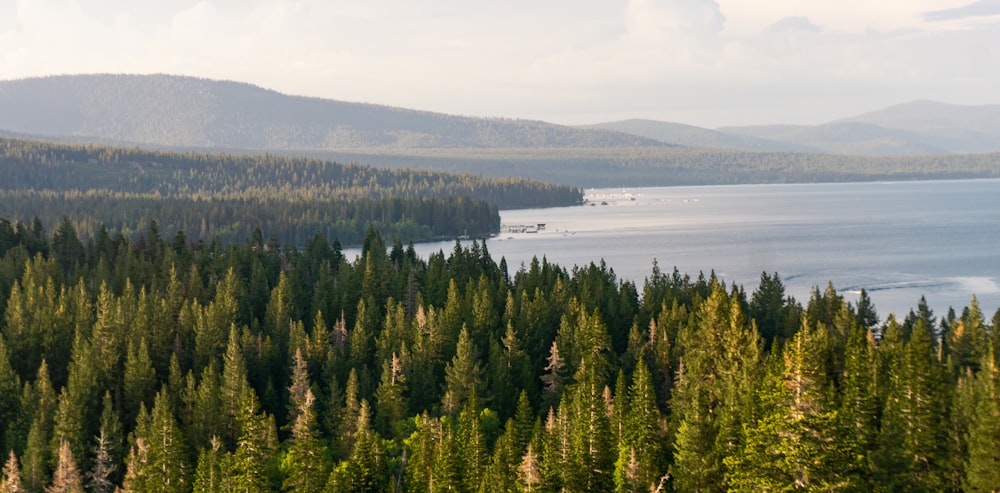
[375,179,1000,321]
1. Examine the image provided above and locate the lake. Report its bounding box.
[370,179,1000,322]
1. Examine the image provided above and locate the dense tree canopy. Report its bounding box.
[0,218,999,492]
[0,137,583,247]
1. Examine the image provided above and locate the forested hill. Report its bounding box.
[1,219,999,491]
[0,137,583,246]
[0,74,662,149]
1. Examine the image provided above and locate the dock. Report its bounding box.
[501,223,546,234]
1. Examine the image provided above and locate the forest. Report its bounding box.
[1,217,999,492]
[292,146,1000,188]
[0,137,584,246]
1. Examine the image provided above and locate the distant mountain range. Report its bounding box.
[589,100,1000,156]
[3,74,998,157]
[0,74,662,150]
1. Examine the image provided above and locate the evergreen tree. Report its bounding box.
[232,384,278,492]
[964,348,1000,491]
[670,282,760,491]
[46,440,83,493]
[122,389,188,493]
[618,360,665,491]
[51,331,100,471]
[838,323,880,486]
[122,337,156,428]
[855,288,879,329]
[282,349,330,493]
[516,442,542,493]
[21,362,57,493]
[875,318,951,490]
[749,271,797,349]
[325,400,385,493]
[0,335,20,453]
[192,438,233,493]
[727,323,853,490]
[231,390,279,493]
[402,413,442,493]
[90,282,126,389]
[564,359,614,493]
[442,326,483,415]
[221,326,251,447]
[86,429,117,493]
[479,428,518,493]
[1,450,26,493]
[51,217,84,274]
[374,351,408,438]
[431,416,463,493]
[669,379,719,492]
[457,390,488,492]
[539,340,567,414]
[185,362,224,455]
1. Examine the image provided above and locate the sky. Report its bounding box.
[1,0,999,127]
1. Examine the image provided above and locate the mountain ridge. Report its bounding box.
[0,73,665,150]
[713,100,1000,155]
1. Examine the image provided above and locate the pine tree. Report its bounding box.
[3,280,33,379]
[231,390,278,493]
[402,413,442,493]
[0,335,19,452]
[122,337,156,427]
[839,323,880,486]
[46,440,83,493]
[670,282,760,491]
[964,348,1000,491]
[51,331,100,472]
[122,389,189,493]
[458,390,488,492]
[22,418,51,493]
[875,317,950,490]
[325,400,385,493]
[723,356,786,492]
[90,282,125,389]
[618,360,665,490]
[479,428,518,493]
[99,392,123,470]
[282,349,330,493]
[470,275,499,342]
[442,326,483,415]
[430,416,463,493]
[85,429,116,493]
[539,340,566,413]
[564,359,614,493]
[669,380,719,492]
[221,325,250,447]
[1,450,26,493]
[347,298,375,397]
[185,362,223,454]
[192,438,233,493]
[21,361,57,493]
[516,442,542,493]
[336,369,362,458]
[374,351,408,438]
[264,271,293,368]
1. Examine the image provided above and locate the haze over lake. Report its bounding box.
[396,179,1000,321]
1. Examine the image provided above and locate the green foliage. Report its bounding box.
[0,137,584,247]
[1,221,999,492]
[122,389,188,493]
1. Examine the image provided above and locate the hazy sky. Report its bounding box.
[2,0,998,127]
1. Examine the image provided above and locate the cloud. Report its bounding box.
[2,0,999,128]
[625,0,726,41]
[922,0,1000,21]
[767,16,822,33]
